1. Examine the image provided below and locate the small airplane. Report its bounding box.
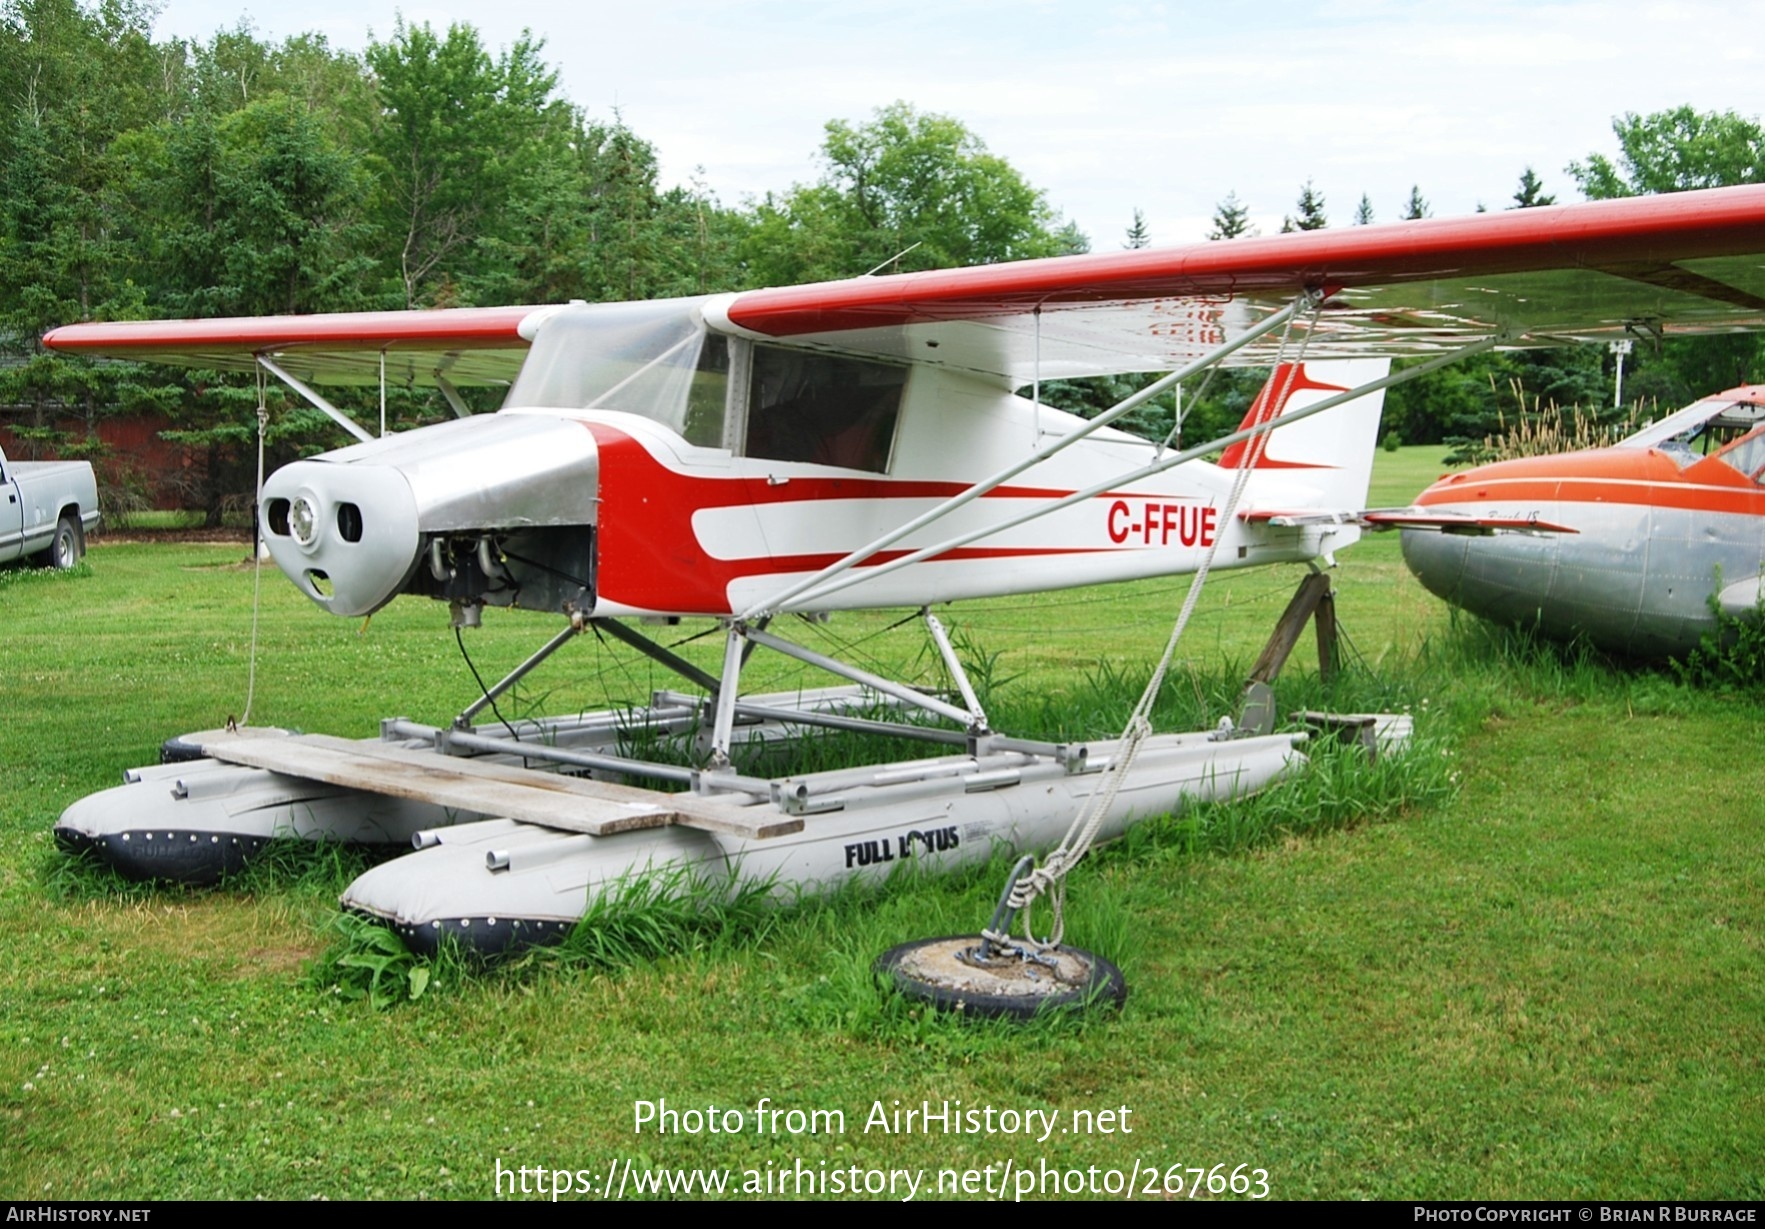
[1403,383,1765,658]
[42,184,1765,949]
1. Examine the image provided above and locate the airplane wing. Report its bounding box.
[42,184,1765,389]
[710,184,1765,385]
[40,304,548,387]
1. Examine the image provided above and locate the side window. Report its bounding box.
[1715,425,1765,483]
[746,346,906,473]
[682,334,729,448]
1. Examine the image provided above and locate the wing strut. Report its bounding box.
[435,374,471,419]
[256,354,373,444]
[737,290,1323,620]
[781,333,1503,612]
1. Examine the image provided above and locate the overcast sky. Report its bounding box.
[150,0,1765,251]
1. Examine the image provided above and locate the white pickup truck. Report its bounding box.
[0,444,100,568]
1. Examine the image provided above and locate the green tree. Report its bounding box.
[1401,185,1430,220]
[1123,207,1150,249]
[1353,193,1374,226]
[1281,179,1327,232]
[0,0,163,448]
[1568,107,1765,199]
[1207,190,1252,240]
[1565,107,1764,403]
[1510,166,1555,208]
[363,20,572,307]
[740,102,1072,286]
[122,96,373,318]
[113,93,376,521]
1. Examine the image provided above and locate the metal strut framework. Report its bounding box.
[703,610,997,770]
[255,354,373,444]
[783,333,1503,612]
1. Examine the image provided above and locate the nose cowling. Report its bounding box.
[263,458,422,616]
[1399,528,1471,613]
[261,410,600,618]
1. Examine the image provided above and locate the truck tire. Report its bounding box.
[44,515,81,569]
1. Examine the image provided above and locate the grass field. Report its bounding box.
[1,445,1760,1201]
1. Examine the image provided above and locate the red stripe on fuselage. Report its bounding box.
[586,424,1114,614]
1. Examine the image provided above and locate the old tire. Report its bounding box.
[42,515,81,570]
[874,935,1128,1020]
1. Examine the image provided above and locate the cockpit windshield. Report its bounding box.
[499,296,906,468]
[503,298,714,435]
[1619,393,1765,468]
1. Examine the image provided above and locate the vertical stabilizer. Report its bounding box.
[1218,358,1391,509]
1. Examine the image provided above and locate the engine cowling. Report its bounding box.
[261,410,599,618]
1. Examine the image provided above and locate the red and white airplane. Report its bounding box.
[41,185,1765,944]
[1403,383,1765,657]
[44,187,1765,629]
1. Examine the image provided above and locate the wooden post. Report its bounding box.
[1238,570,1337,735]
[1247,571,1333,684]
[1315,587,1338,683]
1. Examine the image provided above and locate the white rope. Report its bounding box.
[238,372,269,729]
[992,300,1319,950]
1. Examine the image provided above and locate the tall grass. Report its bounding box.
[1446,380,1652,465]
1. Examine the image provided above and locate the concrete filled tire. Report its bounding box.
[874,935,1127,1020]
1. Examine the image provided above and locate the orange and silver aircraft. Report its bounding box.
[42,184,1765,949]
[1403,383,1765,657]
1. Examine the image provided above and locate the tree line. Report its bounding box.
[0,1,1083,516]
[2,0,1761,518]
[1183,108,1765,451]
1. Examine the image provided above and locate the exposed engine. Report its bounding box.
[260,409,599,622]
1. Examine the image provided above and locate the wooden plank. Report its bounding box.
[199,733,802,840]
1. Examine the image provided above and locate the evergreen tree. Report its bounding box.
[1353,193,1374,226]
[1280,179,1327,232]
[1207,191,1252,240]
[1511,166,1556,208]
[1401,185,1430,220]
[0,0,162,449]
[1123,207,1150,249]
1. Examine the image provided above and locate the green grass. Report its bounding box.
[1,449,1760,1200]
[100,508,212,531]
[1366,443,1463,508]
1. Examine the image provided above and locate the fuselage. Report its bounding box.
[258,301,1385,621]
[1402,388,1765,657]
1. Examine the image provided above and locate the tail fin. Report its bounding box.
[1218,358,1391,508]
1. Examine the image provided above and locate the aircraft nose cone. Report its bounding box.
[262,461,422,617]
[1400,529,1471,608]
[1402,515,1570,637]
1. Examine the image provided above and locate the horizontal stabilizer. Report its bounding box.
[1241,508,1578,535]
